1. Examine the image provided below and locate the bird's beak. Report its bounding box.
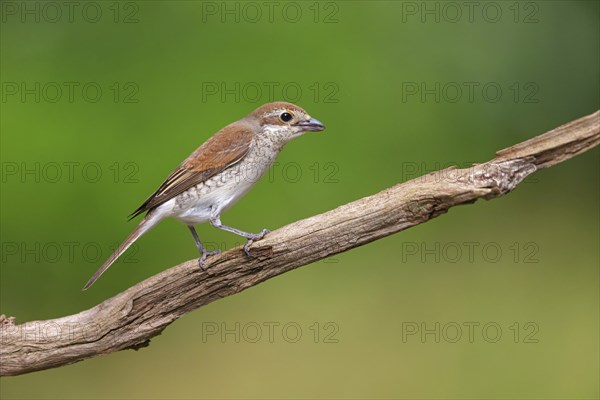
[297,117,325,132]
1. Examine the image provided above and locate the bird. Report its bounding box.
[83,102,325,290]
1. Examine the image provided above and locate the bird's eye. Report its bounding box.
[280,112,293,122]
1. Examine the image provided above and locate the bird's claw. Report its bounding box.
[197,249,222,271]
[244,229,270,257]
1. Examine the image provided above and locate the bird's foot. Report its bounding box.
[243,228,270,257]
[197,249,222,271]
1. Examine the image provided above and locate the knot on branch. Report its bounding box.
[470,158,537,199]
[1,314,16,327]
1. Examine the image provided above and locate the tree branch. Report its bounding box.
[1,110,599,376]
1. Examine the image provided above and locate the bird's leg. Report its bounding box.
[209,216,269,257]
[187,225,221,270]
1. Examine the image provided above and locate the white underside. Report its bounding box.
[154,175,257,225]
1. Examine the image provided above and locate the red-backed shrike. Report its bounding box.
[83,102,325,289]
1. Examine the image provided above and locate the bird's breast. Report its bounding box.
[170,146,279,224]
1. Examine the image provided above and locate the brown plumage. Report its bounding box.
[129,123,254,219]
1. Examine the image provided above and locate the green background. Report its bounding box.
[1,1,598,398]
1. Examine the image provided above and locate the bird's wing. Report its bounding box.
[129,122,254,219]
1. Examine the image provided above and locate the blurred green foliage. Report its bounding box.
[1,1,598,398]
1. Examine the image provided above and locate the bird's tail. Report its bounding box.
[82,211,162,290]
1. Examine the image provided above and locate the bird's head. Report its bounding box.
[248,102,325,145]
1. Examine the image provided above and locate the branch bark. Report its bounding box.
[1,110,599,376]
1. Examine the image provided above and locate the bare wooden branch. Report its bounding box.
[1,110,598,376]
